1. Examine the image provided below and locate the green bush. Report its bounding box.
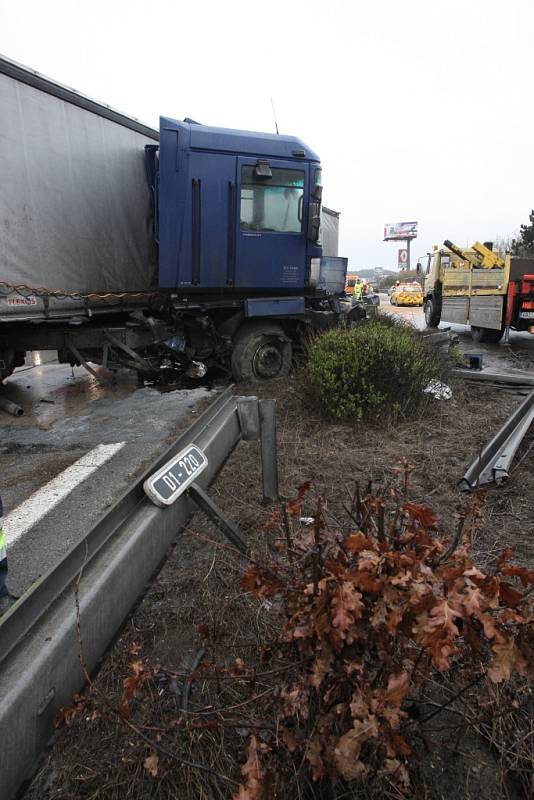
[306,317,450,421]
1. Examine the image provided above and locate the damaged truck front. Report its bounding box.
[0,56,360,384]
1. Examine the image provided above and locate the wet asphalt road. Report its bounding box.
[0,354,220,596]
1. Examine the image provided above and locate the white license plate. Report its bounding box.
[144,443,208,506]
[520,311,534,319]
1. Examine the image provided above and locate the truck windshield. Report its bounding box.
[240,166,304,233]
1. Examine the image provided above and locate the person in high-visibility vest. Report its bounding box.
[0,495,13,615]
[353,279,363,301]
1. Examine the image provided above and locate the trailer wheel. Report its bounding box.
[424,298,441,328]
[231,321,292,382]
[470,326,504,344]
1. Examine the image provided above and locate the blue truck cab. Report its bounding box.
[143,118,359,382]
[148,117,323,294]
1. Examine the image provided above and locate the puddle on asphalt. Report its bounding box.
[0,353,227,430]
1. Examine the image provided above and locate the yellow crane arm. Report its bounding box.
[443,239,505,269]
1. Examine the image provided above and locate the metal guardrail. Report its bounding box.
[453,367,534,387]
[461,387,534,489]
[0,387,277,800]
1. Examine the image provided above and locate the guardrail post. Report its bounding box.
[259,399,279,504]
[236,396,260,440]
[188,483,248,554]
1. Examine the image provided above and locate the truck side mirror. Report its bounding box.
[307,201,321,243]
[416,262,422,274]
[312,184,323,201]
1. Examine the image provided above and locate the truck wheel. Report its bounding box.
[424,298,441,328]
[0,350,25,382]
[231,321,292,382]
[470,326,504,344]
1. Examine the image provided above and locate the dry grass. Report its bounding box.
[25,377,534,800]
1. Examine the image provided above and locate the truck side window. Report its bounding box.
[240,167,304,233]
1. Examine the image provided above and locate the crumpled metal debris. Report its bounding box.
[424,379,452,400]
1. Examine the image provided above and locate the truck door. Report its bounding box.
[235,157,307,290]
[184,152,237,288]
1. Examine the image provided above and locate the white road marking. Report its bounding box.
[4,442,125,546]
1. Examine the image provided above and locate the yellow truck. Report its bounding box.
[418,240,534,343]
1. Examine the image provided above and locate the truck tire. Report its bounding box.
[424,298,441,328]
[231,321,292,382]
[0,350,25,382]
[470,326,504,344]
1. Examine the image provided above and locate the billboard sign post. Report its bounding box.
[384,221,418,270]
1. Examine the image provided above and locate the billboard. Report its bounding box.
[384,221,418,241]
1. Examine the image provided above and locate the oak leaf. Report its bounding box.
[345,532,374,553]
[234,735,265,800]
[351,572,384,592]
[53,691,91,729]
[305,737,325,781]
[357,549,381,571]
[496,547,514,569]
[488,636,528,683]
[500,565,534,586]
[387,731,412,758]
[143,751,159,777]
[480,576,500,608]
[382,758,411,791]
[331,583,364,635]
[334,719,377,780]
[119,661,148,719]
[241,565,283,597]
[500,609,530,624]
[415,599,461,669]
[462,586,483,617]
[403,502,438,528]
[370,598,388,629]
[281,726,298,752]
[309,647,334,689]
[382,671,410,707]
[285,480,312,517]
[386,605,405,634]
[197,623,210,641]
[499,581,525,608]
[349,690,369,720]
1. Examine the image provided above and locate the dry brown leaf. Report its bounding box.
[345,532,374,553]
[382,671,410,707]
[305,736,325,781]
[488,636,528,683]
[143,751,159,777]
[403,502,438,528]
[415,599,461,669]
[334,719,377,780]
[233,735,265,800]
[331,583,364,635]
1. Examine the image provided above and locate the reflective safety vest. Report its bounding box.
[0,494,8,601]
[353,283,362,300]
[0,496,5,564]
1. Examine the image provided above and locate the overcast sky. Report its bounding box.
[1,0,533,271]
